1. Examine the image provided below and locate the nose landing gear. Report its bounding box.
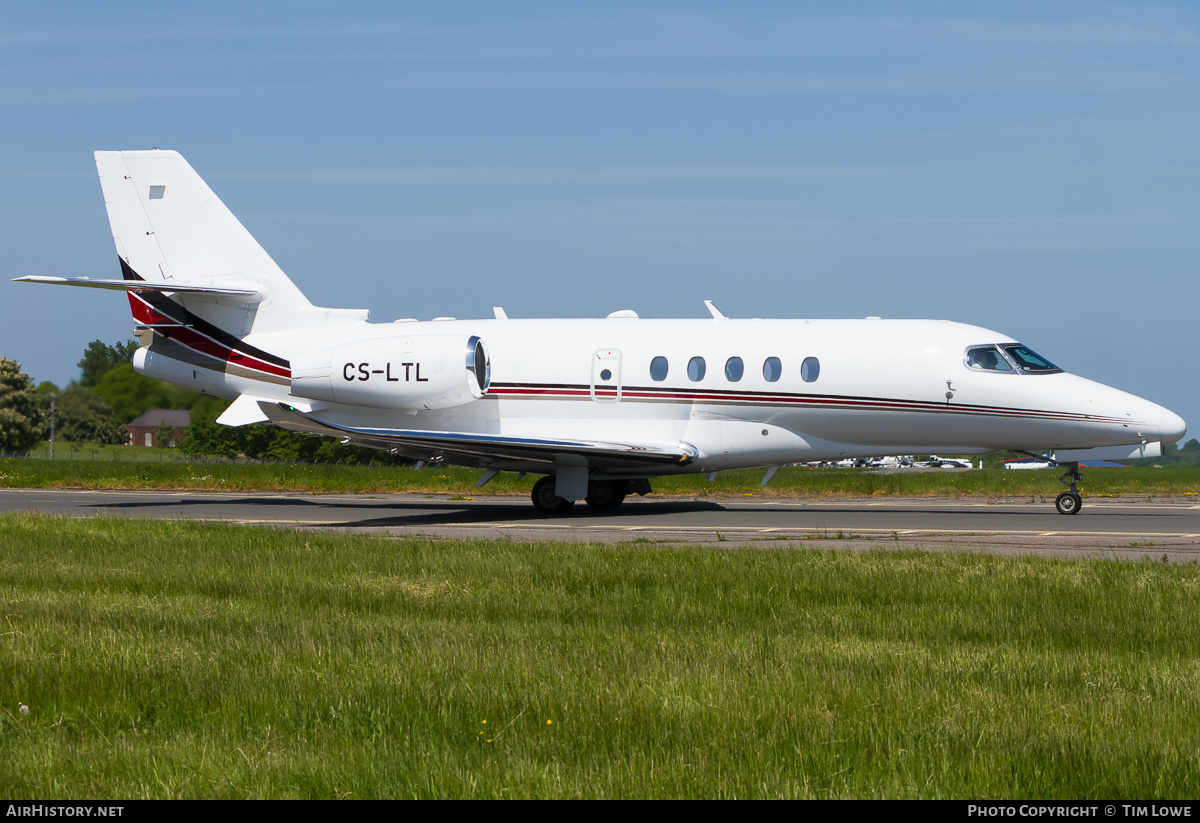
[1054,462,1083,515]
[1055,491,1082,515]
[1016,452,1083,515]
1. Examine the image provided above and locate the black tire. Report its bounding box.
[585,480,627,511]
[532,475,573,515]
[1055,492,1082,515]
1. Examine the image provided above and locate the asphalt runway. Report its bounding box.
[3,488,1200,561]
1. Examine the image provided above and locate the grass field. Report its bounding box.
[2,514,1199,798]
[2,455,1200,500]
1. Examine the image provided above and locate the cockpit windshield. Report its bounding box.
[1002,345,1061,373]
[965,344,1063,374]
[965,346,1013,372]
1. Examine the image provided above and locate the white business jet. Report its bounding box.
[15,150,1187,515]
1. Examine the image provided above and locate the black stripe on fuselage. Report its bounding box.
[120,258,289,369]
[487,381,1131,425]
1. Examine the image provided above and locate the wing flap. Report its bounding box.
[257,402,697,470]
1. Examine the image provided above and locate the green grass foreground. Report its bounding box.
[2,456,1200,499]
[2,515,1199,798]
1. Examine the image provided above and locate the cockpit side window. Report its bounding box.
[965,346,1013,372]
[1003,345,1062,374]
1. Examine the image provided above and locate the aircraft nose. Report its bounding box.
[1079,381,1186,448]
[1158,407,1187,445]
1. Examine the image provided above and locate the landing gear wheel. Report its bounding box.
[585,480,627,511]
[1055,492,1082,515]
[531,475,574,515]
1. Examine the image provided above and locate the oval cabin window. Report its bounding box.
[801,357,820,383]
[763,357,782,382]
[725,357,744,382]
[650,356,668,381]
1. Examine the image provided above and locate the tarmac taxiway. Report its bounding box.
[2,488,1199,561]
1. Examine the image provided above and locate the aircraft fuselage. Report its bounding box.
[143,314,1183,477]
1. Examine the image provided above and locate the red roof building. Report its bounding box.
[126,409,191,448]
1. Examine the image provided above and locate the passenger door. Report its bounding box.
[590,349,622,403]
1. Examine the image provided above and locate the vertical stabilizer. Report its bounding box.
[95,149,324,334]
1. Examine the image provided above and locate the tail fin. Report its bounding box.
[95,149,365,334]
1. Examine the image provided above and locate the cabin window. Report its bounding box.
[966,346,1013,372]
[763,357,782,382]
[687,357,706,382]
[650,356,668,381]
[1003,345,1061,374]
[600,369,612,381]
[725,357,743,382]
[801,357,820,383]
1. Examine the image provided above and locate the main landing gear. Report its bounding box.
[531,475,573,515]
[584,479,627,511]
[530,477,647,515]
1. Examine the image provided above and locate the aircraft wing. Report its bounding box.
[258,402,698,471]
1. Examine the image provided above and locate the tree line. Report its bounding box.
[0,342,404,464]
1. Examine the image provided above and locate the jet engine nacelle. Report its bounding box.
[290,334,490,410]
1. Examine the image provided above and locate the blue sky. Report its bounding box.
[4,1,1198,438]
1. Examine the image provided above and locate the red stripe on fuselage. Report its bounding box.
[486,383,1134,425]
[129,292,290,379]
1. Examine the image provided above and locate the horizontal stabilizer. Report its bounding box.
[258,402,697,470]
[13,275,263,301]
